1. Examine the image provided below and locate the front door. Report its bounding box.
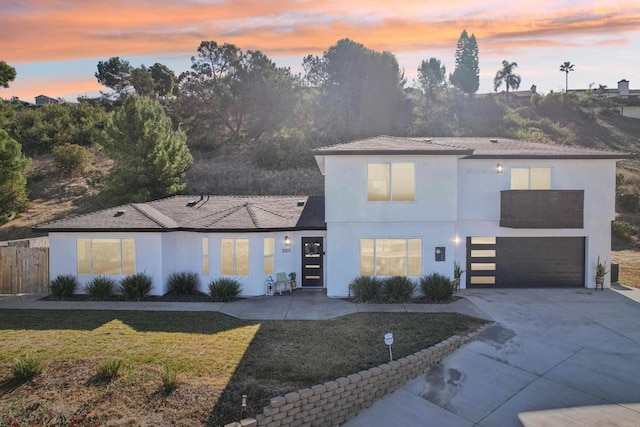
[302,237,324,287]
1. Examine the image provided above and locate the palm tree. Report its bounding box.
[493,60,521,99]
[559,61,575,92]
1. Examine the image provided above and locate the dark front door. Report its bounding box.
[302,237,324,287]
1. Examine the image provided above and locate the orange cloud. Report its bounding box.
[1,1,639,64]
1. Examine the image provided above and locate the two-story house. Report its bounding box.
[36,136,628,297]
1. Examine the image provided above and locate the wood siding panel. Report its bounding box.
[0,247,49,294]
[500,190,584,229]
[495,237,585,287]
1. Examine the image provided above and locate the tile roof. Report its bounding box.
[313,136,473,155]
[313,135,631,159]
[34,195,325,232]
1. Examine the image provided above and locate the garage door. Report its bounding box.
[467,237,585,287]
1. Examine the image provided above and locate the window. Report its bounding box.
[202,237,209,274]
[77,238,135,275]
[511,168,551,190]
[368,163,415,201]
[360,238,421,276]
[264,237,275,275]
[221,239,249,276]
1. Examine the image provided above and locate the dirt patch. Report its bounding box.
[612,249,640,288]
[0,359,222,426]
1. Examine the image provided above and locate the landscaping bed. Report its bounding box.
[0,310,486,426]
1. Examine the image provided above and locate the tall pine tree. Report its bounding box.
[450,30,480,96]
[0,129,30,224]
[100,96,193,205]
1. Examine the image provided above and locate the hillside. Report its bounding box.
[1,110,639,243]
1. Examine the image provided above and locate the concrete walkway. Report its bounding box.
[345,286,640,427]
[0,290,488,320]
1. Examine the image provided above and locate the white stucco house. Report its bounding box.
[35,136,630,297]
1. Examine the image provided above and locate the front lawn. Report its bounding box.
[0,310,485,425]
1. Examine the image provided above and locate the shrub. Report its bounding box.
[612,220,638,242]
[119,273,153,301]
[11,355,43,382]
[84,276,116,300]
[382,276,415,303]
[251,127,315,170]
[420,273,454,302]
[49,274,78,299]
[52,143,94,175]
[96,359,124,381]
[161,365,178,392]
[349,276,383,303]
[167,271,200,295]
[208,278,242,302]
[617,193,639,213]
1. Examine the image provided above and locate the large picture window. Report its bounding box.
[511,167,551,190]
[77,238,135,275]
[221,239,249,276]
[368,163,415,201]
[264,237,275,275]
[360,238,421,276]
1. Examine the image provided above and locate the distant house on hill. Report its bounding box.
[569,79,640,119]
[477,85,538,102]
[34,94,60,105]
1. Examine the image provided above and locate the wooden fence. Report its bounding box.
[0,247,49,294]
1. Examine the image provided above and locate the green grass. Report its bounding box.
[0,310,486,425]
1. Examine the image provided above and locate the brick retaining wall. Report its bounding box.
[225,323,490,427]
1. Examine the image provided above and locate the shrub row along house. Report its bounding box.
[35,136,629,297]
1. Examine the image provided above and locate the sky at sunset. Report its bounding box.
[1,0,639,103]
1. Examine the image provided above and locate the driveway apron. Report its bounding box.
[346,287,640,427]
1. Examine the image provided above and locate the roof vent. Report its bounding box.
[114,210,126,217]
[297,201,305,207]
[489,139,498,143]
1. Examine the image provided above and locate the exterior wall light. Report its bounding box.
[284,236,291,246]
[496,163,504,173]
[453,236,461,245]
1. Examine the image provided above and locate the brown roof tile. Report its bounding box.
[313,135,631,159]
[34,195,325,232]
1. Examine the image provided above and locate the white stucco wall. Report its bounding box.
[322,154,619,296]
[49,232,165,295]
[456,158,617,288]
[621,105,640,120]
[324,155,458,223]
[50,230,328,297]
[165,231,326,296]
[323,155,459,297]
[325,222,455,297]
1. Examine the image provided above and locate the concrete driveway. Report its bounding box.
[345,287,640,426]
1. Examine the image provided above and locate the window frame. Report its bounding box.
[264,237,275,275]
[77,238,136,275]
[510,167,552,190]
[202,237,209,274]
[367,162,415,202]
[221,238,250,276]
[359,238,422,277]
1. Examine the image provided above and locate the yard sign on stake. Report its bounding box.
[384,332,394,362]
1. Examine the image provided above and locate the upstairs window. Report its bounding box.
[511,167,551,190]
[368,163,415,201]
